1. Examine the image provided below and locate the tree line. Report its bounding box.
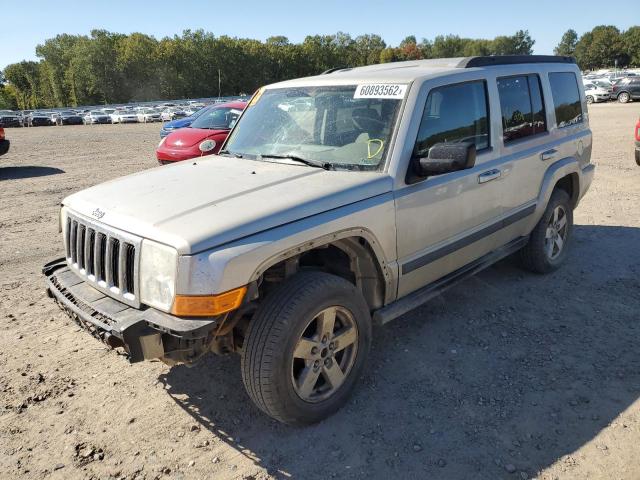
[0,25,636,110]
[554,26,640,70]
[0,29,534,109]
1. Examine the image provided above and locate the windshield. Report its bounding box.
[191,106,242,130]
[223,85,405,170]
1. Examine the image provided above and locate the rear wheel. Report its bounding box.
[241,271,371,425]
[618,92,630,103]
[519,189,573,274]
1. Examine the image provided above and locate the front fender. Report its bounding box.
[175,192,398,303]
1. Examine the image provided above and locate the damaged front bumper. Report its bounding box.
[43,258,221,363]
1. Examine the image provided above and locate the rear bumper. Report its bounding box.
[0,139,9,156]
[43,258,220,363]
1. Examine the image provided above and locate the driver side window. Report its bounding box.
[414,81,490,158]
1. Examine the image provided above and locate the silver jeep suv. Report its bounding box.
[44,55,594,425]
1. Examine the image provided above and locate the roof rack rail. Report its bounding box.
[458,55,576,68]
[321,67,350,74]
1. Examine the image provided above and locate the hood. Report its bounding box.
[164,128,227,148]
[63,156,392,255]
[163,117,193,129]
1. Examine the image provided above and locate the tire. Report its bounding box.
[241,271,372,426]
[519,189,573,274]
[618,92,630,103]
[586,95,594,104]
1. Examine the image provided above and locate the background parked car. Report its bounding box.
[84,110,112,124]
[136,108,162,123]
[156,101,246,164]
[56,110,84,125]
[28,111,57,126]
[160,107,188,122]
[159,105,211,138]
[0,110,23,127]
[611,77,640,103]
[583,83,611,103]
[0,125,9,155]
[111,111,139,123]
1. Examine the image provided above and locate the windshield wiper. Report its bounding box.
[218,150,243,158]
[258,154,331,170]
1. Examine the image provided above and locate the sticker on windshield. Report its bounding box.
[354,84,407,99]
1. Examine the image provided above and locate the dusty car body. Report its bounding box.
[45,56,594,425]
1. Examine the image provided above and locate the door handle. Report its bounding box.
[478,168,501,184]
[540,149,557,161]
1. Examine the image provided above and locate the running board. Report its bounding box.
[373,236,529,325]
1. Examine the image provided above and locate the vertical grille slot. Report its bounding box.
[97,233,107,282]
[110,238,120,288]
[86,229,96,276]
[123,243,136,294]
[77,225,86,270]
[70,221,78,264]
[65,218,72,258]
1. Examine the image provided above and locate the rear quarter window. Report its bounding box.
[549,72,584,128]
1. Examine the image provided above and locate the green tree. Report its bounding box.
[554,29,578,56]
[623,26,640,66]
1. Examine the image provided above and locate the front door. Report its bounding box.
[395,79,507,298]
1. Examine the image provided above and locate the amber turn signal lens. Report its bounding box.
[171,286,247,317]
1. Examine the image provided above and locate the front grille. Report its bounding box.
[64,211,141,307]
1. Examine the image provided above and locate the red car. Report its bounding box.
[0,126,9,156]
[156,101,246,164]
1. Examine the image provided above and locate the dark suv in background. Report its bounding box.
[611,77,640,103]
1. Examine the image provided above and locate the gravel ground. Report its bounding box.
[0,104,639,480]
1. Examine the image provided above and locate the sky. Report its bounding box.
[1,0,636,70]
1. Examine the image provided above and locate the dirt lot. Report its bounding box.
[1,104,639,480]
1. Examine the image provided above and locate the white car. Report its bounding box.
[83,110,112,124]
[161,107,189,122]
[136,108,162,123]
[112,111,139,124]
[583,83,610,103]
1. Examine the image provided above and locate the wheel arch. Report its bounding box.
[250,228,394,310]
[527,157,582,232]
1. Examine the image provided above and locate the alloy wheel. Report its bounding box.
[291,306,358,403]
[545,205,568,260]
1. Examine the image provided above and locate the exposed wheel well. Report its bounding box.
[554,173,579,209]
[258,237,386,311]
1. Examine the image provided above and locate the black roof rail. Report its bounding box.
[458,55,576,68]
[321,67,350,74]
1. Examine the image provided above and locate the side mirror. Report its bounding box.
[414,142,476,177]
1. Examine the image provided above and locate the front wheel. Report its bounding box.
[586,95,594,104]
[241,271,371,425]
[618,92,630,103]
[519,189,573,274]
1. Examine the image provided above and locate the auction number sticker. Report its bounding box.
[354,84,407,99]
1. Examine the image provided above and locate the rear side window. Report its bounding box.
[413,80,489,157]
[549,72,583,128]
[497,74,547,143]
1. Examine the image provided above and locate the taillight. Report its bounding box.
[635,120,640,142]
[0,128,4,141]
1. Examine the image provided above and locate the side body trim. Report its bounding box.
[374,236,529,325]
[401,203,536,275]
